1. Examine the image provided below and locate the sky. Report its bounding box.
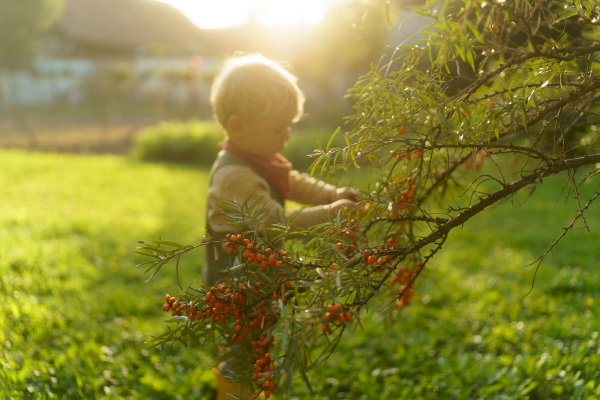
[154,0,334,29]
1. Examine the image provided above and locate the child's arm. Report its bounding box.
[287,171,360,226]
[288,171,359,205]
[209,167,360,233]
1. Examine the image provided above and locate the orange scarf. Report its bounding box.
[220,140,292,199]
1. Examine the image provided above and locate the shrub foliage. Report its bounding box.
[133,121,223,166]
[138,0,600,398]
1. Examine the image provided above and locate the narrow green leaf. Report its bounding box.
[435,110,454,131]
[163,316,188,323]
[153,240,184,247]
[326,127,341,151]
[350,146,360,169]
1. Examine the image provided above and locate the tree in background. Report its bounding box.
[294,1,391,122]
[0,0,64,71]
[139,0,600,398]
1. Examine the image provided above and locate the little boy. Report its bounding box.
[204,53,358,399]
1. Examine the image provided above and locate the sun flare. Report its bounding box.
[157,0,329,30]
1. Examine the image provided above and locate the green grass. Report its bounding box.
[1,149,599,399]
[0,150,215,399]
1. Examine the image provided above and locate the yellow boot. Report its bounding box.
[215,367,253,400]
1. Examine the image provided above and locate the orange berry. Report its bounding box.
[165,294,171,302]
[321,325,328,333]
[328,304,342,313]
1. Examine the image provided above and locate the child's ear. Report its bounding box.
[226,115,245,139]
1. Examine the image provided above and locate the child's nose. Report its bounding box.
[283,128,291,142]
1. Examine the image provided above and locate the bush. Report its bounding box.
[133,121,223,166]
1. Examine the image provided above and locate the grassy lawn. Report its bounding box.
[1,149,599,399]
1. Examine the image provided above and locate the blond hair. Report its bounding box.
[210,53,305,129]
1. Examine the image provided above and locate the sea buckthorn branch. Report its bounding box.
[138,1,600,397]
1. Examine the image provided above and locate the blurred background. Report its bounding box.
[0,0,427,157]
[4,3,600,399]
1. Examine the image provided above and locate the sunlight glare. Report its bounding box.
[255,0,327,27]
[156,0,329,29]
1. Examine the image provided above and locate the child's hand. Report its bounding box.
[327,199,359,215]
[334,187,360,202]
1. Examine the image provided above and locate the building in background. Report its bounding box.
[2,0,211,108]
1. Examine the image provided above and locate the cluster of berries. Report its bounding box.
[330,218,363,258]
[389,180,417,219]
[224,233,242,255]
[321,304,353,333]
[251,351,277,398]
[162,233,298,398]
[360,236,403,274]
[390,148,422,162]
[390,262,424,309]
[226,234,289,271]
[162,294,186,315]
[161,282,280,397]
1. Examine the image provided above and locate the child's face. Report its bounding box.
[238,116,292,158]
